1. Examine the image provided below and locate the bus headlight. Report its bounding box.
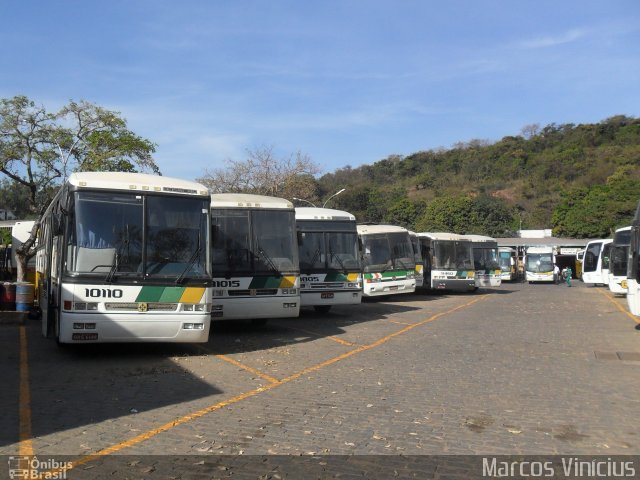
[282,288,298,295]
[183,323,204,330]
[183,304,208,312]
[74,302,98,311]
[407,272,415,279]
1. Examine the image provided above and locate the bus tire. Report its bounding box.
[314,305,332,314]
[53,309,62,345]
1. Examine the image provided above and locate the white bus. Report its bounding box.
[609,226,631,295]
[36,172,212,344]
[601,240,613,287]
[465,234,502,288]
[416,232,475,292]
[357,224,416,297]
[583,239,613,286]
[210,193,300,324]
[627,202,640,316]
[497,247,517,281]
[524,246,554,283]
[295,207,362,313]
[408,231,424,288]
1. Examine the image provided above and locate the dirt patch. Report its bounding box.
[554,425,589,442]
[464,414,495,433]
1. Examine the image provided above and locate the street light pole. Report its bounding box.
[322,188,346,208]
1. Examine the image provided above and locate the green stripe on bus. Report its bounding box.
[159,287,186,302]
[363,270,412,279]
[135,286,166,302]
[324,272,348,282]
[249,276,282,289]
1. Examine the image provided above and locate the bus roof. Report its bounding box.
[463,234,498,244]
[416,232,468,241]
[357,224,408,235]
[68,172,209,197]
[615,225,631,233]
[210,193,293,209]
[584,239,612,247]
[498,246,516,252]
[295,207,356,222]
[525,246,553,253]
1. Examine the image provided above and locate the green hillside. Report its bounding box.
[316,115,640,238]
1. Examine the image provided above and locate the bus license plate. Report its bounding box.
[321,293,334,299]
[388,286,398,291]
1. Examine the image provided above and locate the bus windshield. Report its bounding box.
[433,241,473,270]
[212,209,298,274]
[473,247,500,271]
[611,245,628,276]
[584,243,602,273]
[410,236,422,265]
[498,251,512,270]
[67,192,209,279]
[362,232,415,273]
[526,253,553,273]
[614,230,631,245]
[298,230,360,272]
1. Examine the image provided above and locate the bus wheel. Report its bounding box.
[314,305,332,314]
[251,319,268,327]
[28,307,42,321]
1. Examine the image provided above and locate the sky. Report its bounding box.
[1,1,639,181]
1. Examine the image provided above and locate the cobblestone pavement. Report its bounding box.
[1,280,639,478]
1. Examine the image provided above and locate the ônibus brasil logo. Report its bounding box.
[8,456,72,479]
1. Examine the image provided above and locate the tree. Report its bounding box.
[197,145,321,200]
[415,196,475,233]
[551,167,640,238]
[0,95,159,281]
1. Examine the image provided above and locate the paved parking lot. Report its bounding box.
[1,280,639,478]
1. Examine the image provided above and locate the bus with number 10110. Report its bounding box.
[36,172,213,344]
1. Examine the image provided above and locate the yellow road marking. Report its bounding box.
[386,318,414,326]
[19,324,33,457]
[215,354,281,384]
[193,345,280,384]
[597,289,640,324]
[44,295,487,475]
[286,325,356,346]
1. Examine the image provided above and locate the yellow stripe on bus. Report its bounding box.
[179,287,206,303]
[279,276,296,288]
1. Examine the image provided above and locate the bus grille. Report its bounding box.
[104,302,178,311]
[227,289,279,297]
[310,282,344,289]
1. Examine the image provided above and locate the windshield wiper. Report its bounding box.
[106,226,131,283]
[394,257,409,270]
[176,244,202,284]
[257,245,280,275]
[329,245,347,273]
[176,223,203,284]
[307,245,322,270]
